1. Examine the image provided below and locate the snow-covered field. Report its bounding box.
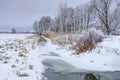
[0,34,120,80]
[0,34,44,80]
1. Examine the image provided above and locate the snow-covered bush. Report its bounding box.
[82,28,104,44]
[53,34,79,46]
[74,28,104,54]
[53,28,104,54]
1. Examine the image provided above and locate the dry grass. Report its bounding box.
[53,29,104,55]
[52,33,74,46]
[17,73,29,77]
[32,39,38,49]
[42,32,68,40]
[74,39,95,55]
[29,65,34,70]
[42,32,56,40]
[73,29,104,55]
[18,53,25,57]
[27,34,39,49]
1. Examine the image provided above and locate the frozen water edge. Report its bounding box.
[42,58,120,80]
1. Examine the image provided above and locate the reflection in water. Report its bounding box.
[85,73,100,80]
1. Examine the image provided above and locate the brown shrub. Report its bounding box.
[73,28,104,55]
[74,39,95,55]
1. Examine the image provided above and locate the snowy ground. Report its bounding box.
[0,34,120,80]
[0,34,44,80]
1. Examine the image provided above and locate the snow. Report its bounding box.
[62,35,120,71]
[41,35,120,71]
[0,34,120,80]
[0,34,43,80]
[0,34,31,39]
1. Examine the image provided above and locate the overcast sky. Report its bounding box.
[0,0,89,27]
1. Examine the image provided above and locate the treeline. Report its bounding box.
[0,31,35,34]
[33,0,120,35]
[0,28,35,34]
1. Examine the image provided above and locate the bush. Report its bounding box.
[53,34,75,46]
[53,28,104,55]
[74,28,104,54]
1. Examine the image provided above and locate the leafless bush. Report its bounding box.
[53,28,104,54]
[74,28,104,54]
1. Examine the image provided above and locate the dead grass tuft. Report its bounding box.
[27,34,39,49]
[17,73,29,77]
[74,39,95,55]
[73,28,104,55]
[42,32,56,40]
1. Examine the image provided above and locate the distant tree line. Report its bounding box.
[0,28,35,34]
[33,0,120,35]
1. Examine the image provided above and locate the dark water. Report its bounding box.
[42,58,120,80]
[43,69,120,80]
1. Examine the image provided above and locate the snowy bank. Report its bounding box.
[42,35,120,71]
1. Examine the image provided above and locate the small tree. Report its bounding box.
[12,28,16,34]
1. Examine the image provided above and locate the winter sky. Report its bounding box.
[0,0,89,27]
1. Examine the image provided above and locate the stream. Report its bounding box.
[42,58,120,80]
[38,37,120,80]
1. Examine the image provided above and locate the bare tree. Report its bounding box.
[33,16,54,34]
[57,2,68,33]
[66,7,75,33]
[54,17,61,33]
[83,3,95,29]
[111,3,120,35]
[92,0,112,34]
[33,20,39,33]
[33,0,120,35]
[73,4,95,33]
[109,5,120,32]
